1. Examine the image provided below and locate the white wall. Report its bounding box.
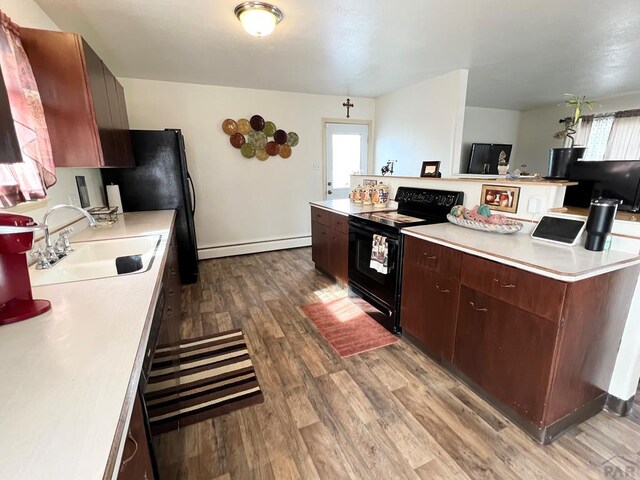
[460,107,521,173]
[516,91,640,175]
[121,78,375,258]
[0,0,105,228]
[374,70,468,177]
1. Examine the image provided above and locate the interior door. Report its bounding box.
[325,123,368,199]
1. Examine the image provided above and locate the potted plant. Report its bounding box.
[547,94,594,178]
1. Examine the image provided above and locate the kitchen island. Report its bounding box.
[0,211,177,480]
[400,223,640,443]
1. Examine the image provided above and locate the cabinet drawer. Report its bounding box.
[311,206,330,226]
[403,235,461,281]
[332,213,349,235]
[461,254,566,322]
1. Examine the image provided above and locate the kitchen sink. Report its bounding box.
[29,235,161,286]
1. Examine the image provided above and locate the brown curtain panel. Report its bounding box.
[0,10,55,207]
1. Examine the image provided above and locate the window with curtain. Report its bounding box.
[605,111,640,160]
[575,109,640,161]
[583,115,615,160]
[0,11,55,208]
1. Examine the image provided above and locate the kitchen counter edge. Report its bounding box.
[402,226,640,283]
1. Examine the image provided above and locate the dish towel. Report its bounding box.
[370,234,388,274]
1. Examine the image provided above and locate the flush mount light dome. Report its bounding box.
[234,1,283,37]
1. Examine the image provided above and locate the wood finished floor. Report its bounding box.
[154,247,640,480]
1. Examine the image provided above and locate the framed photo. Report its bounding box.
[420,161,441,178]
[362,179,378,186]
[480,184,520,213]
[75,175,90,208]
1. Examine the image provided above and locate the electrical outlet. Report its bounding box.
[312,162,321,172]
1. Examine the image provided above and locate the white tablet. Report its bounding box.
[531,216,586,246]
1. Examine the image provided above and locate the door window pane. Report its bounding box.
[331,133,361,188]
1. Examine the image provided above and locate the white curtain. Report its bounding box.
[0,11,55,207]
[583,115,615,160]
[604,114,640,160]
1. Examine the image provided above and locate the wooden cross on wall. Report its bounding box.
[343,98,354,118]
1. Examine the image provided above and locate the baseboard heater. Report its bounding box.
[198,235,311,259]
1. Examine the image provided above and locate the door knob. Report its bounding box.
[327,181,332,186]
[328,190,333,195]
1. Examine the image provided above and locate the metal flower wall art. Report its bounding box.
[223,115,299,160]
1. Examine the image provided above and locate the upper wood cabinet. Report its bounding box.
[20,29,134,168]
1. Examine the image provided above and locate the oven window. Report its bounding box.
[354,234,395,284]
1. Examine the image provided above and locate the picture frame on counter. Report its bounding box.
[420,161,441,178]
[362,179,378,186]
[480,184,520,213]
[75,175,90,208]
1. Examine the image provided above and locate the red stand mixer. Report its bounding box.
[0,212,51,326]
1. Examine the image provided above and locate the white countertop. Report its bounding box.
[403,223,640,282]
[0,211,175,480]
[310,198,398,216]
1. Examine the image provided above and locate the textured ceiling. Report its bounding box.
[34,0,640,110]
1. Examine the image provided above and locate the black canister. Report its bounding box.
[584,198,619,251]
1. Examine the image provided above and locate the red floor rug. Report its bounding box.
[301,297,398,357]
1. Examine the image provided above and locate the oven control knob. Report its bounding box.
[436,195,446,205]
[425,194,434,203]
[446,195,455,206]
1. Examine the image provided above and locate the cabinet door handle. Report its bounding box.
[493,278,516,288]
[423,253,437,260]
[469,301,488,312]
[435,284,450,294]
[119,431,139,472]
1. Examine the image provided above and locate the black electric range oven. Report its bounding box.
[348,187,464,333]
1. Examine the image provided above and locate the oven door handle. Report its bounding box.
[349,223,400,244]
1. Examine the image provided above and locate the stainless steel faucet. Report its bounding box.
[43,204,97,250]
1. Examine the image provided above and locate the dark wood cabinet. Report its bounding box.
[154,228,182,362]
[20,29,134,168]
[103,63,134,167]
[310,206,348,285]
[117,393,154,480]
[401,232,639,443]
[400,236,460,362]
[311,219,328,271]
[455,286,557,423]
[330,230,348,285]
[123,224,180,479]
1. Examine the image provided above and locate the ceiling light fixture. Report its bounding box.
[234,1,283,37]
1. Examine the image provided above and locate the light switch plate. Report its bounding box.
[312,162,321,171]
[528,196,544,214]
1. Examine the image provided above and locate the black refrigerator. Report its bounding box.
[102,129,199,284]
